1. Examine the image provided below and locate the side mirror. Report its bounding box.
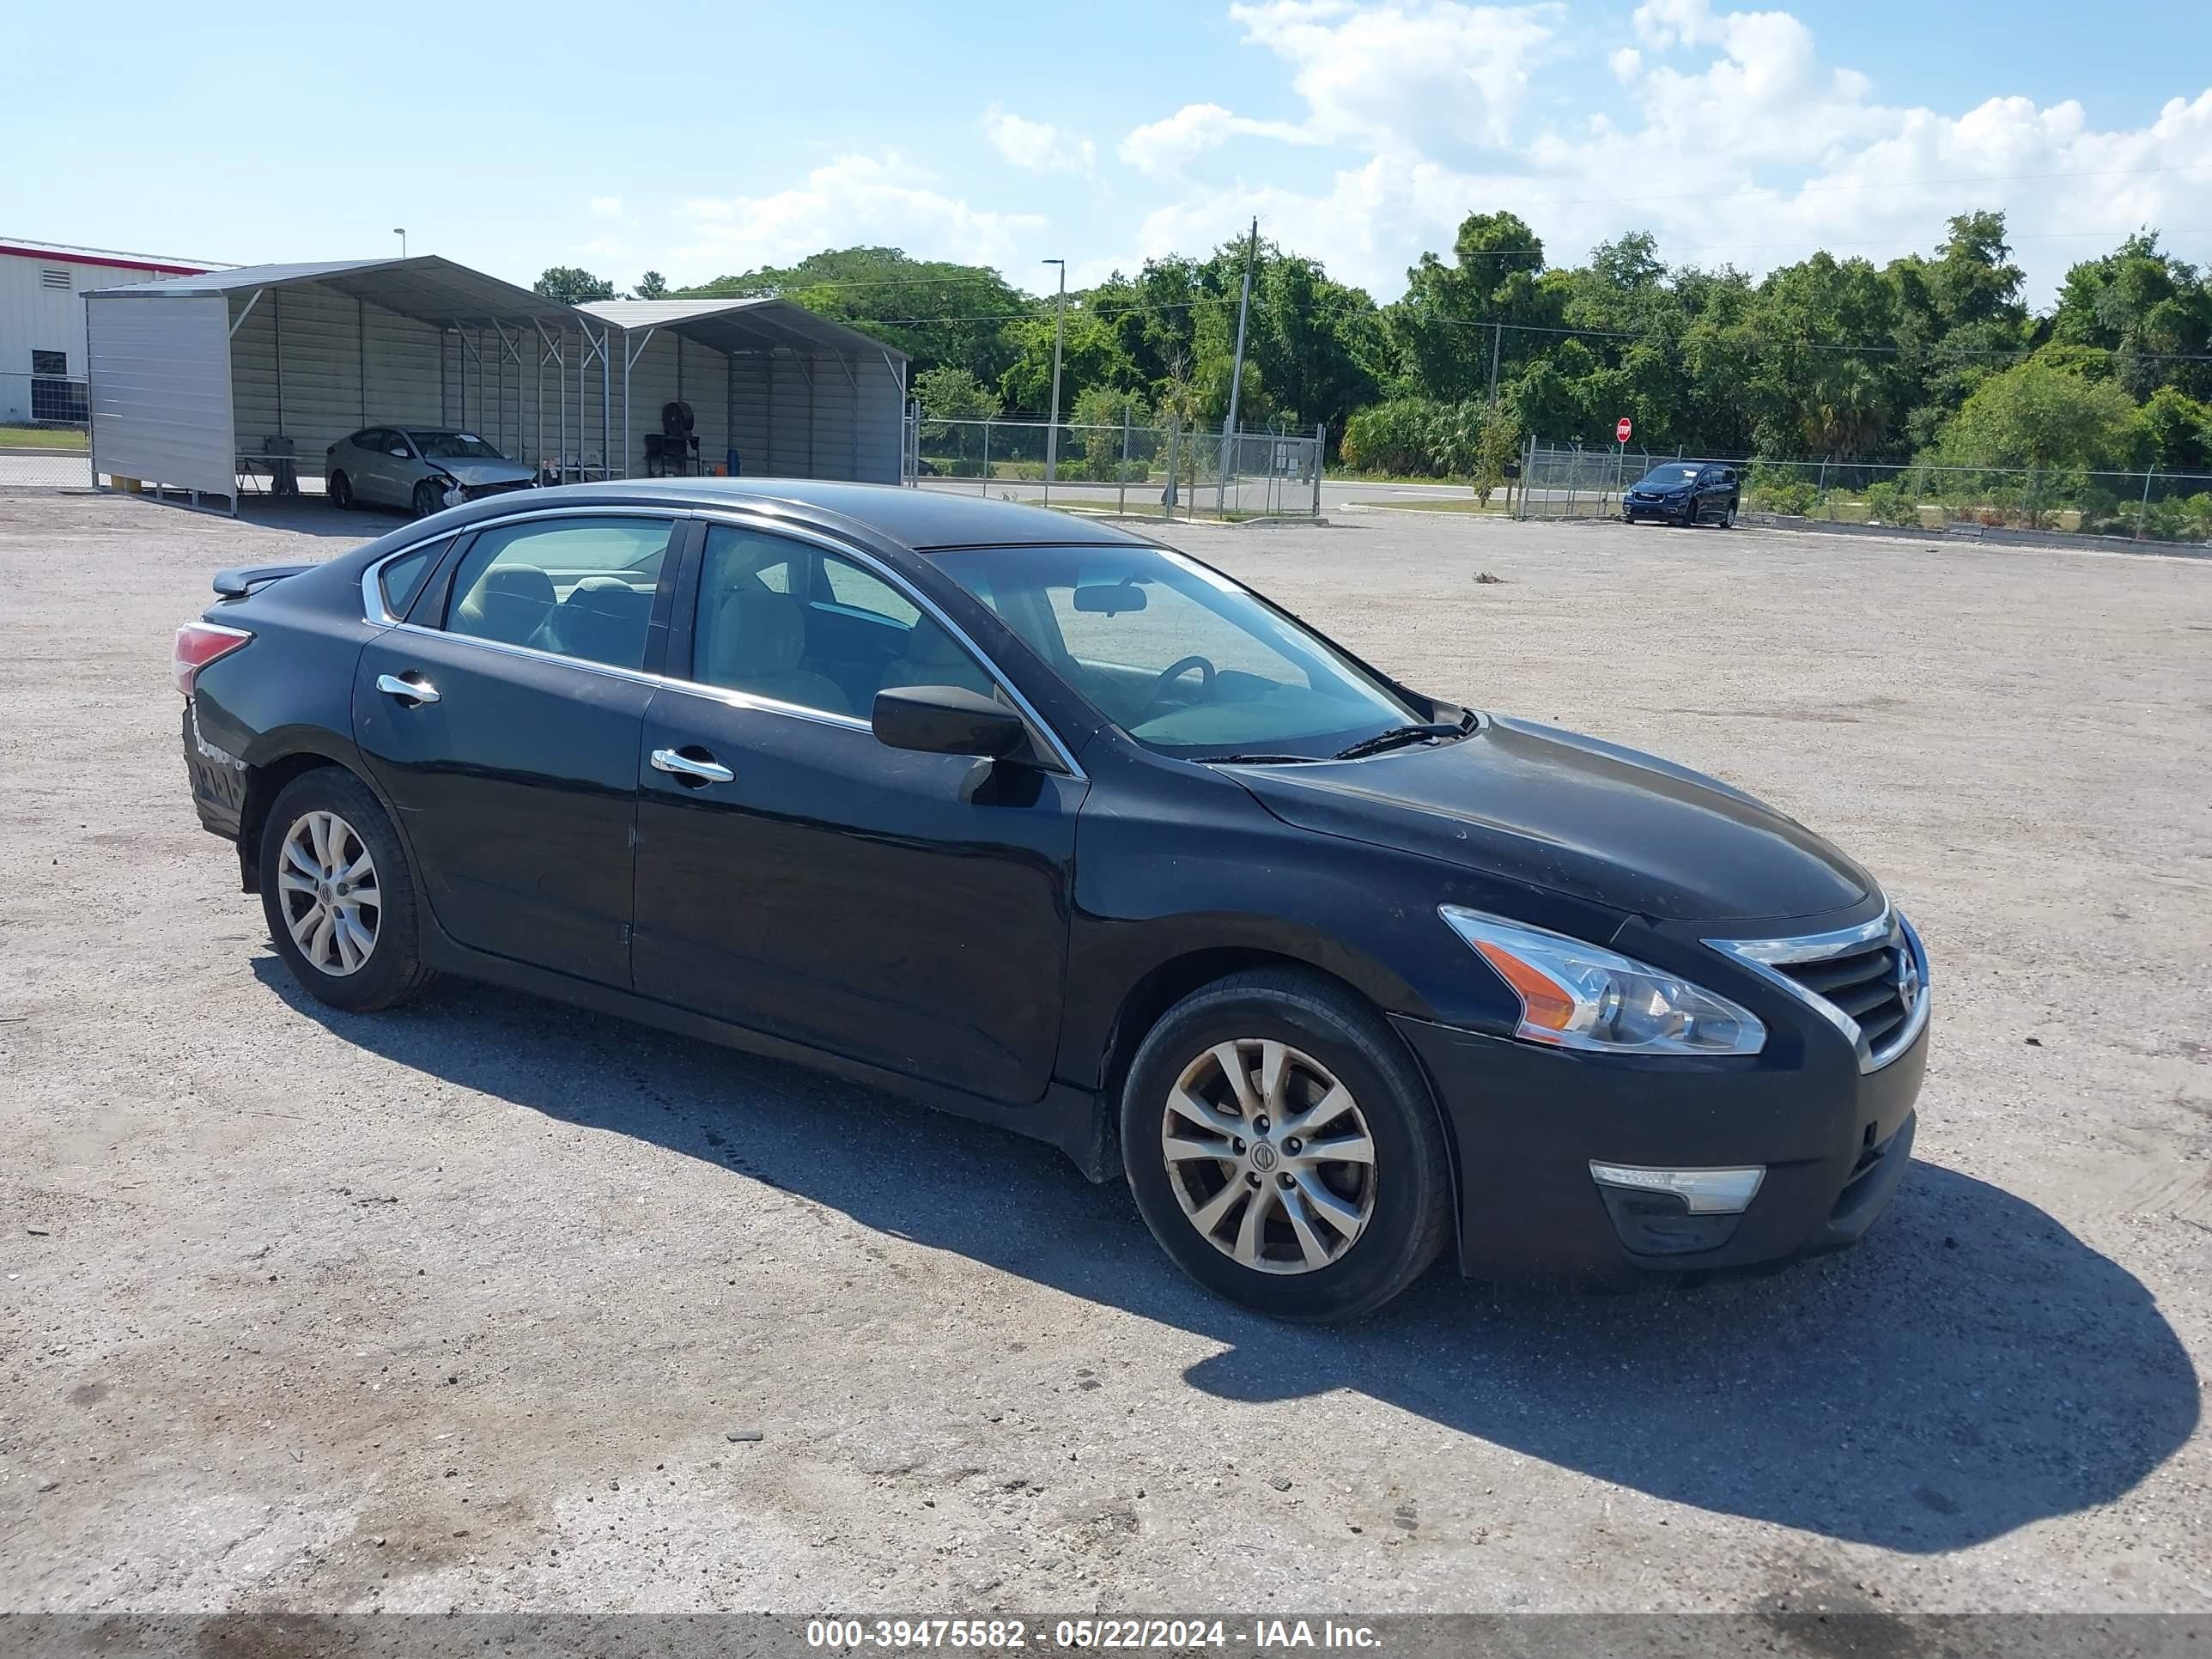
[872,684,1027,759]
[389,447,411,459]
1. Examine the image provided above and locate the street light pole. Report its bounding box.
[1042,258,1066,507]
[1218,217,1258,515]
[392,228,407,258]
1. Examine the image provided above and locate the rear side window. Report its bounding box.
[377,538,448,620]
[443,516,676,670]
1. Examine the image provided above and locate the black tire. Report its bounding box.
[328,471,355,510]
[1121,968,1452,1322]
[411,478,444,519]
[258,767,434,1013]
[1721,503,1737,528]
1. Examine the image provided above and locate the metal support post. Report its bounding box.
[980,418,989,497]
[2136,468,2154,539]
[1313,423,1325,517]
[1119,404,1131,515]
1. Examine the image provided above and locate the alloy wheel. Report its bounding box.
[277,810,380,975]
[1161,1038,1377,1274]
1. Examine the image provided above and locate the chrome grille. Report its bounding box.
[1705,908,1929,1073]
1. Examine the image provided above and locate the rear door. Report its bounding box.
[629,518,1086,1102]
[353,509,685,987]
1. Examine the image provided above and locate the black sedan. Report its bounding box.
[174,481,1927,1321]
[1624,461,1740,526]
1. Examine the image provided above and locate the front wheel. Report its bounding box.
[1121,969,1452,1321]
[411,478,445,519]
[258,768,434,1012]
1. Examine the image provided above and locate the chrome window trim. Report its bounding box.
[360,504,1085,778]
[1705,906,1930,1074]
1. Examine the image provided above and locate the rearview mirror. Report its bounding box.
[1073,580,1146,615]
[872,684,1027,759]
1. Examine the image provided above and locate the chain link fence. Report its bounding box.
[906,413,1324,520]
[1516,440,2212,545]
[0,372,94,489]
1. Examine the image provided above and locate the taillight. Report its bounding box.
[173,622,253,696]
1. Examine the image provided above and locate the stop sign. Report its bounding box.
[1615,416,1633,443]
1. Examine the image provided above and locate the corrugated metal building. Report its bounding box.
[0,238,216,423]
[83,257,908,510]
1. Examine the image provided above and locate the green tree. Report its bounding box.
[914,366,1000,420]
[635,270,669,300]
[1388,211,1553,404]
[1934,359,2144,471]
[2139,385,2212,473]
[679,246,1031,386]
[533,266,617,306]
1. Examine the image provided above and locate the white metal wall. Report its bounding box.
[84,295,235,496]
[0,253,179,421]
[720,346,902,483]
[617,329,732,478]
[230,283,447,469]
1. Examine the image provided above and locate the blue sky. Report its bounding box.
[11,0,2209,307]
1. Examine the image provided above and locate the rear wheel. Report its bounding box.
[328,471,354,510]
[1121,969,1451,1322]
[258,769,434,1012]
[1721,502,1737,528]
[411,478,444,519]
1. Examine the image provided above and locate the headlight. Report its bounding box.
[1439,907,1766,1056]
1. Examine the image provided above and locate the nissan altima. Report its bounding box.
[175,481,1929,1321]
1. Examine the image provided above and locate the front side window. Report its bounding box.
[691,525,995,719]
[444,516,674,670]
[930,544,1417,760]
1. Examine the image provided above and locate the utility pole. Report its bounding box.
[1218,217,1258,515]
[1486,319,1502,404]
[1042,258,1066,506]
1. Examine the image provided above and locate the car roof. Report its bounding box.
[443,477,1156,551]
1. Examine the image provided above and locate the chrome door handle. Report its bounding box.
[651,748,733,785]
[376,672,440,704]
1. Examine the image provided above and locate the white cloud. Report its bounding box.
[1120,103,1316,175]
[1118,0,2212,305]
[1228,0,1563,154]
[985,105,1097,173]
[588,196,623,219]
[677,153,1046,274]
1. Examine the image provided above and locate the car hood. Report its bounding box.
[425,458,533,485]
[1230,714,1872,922]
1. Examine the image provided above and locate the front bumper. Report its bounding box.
[1393,1003,1927,1283]
[1623,495,1690,520]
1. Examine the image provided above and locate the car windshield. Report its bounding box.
[1641,464,1702,485]
[930,544,1425,761]
[410,431,505,460]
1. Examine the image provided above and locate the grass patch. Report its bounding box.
[0,425,88,452]
[1365,495,1512,514]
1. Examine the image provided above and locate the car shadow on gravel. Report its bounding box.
[258,960,2199,1557]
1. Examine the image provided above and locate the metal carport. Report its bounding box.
[82,256,606,512]
[577,298,908,487]
[82,259,910,512]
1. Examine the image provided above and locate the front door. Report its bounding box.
[353,510,683,986]
[629,520,1085,1103]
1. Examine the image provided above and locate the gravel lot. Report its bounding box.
[2,490,2207,1618]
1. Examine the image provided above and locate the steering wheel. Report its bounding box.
[1140,654,1217,717]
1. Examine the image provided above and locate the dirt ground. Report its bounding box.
[1,490,2207,1617]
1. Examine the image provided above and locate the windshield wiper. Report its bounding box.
[1206,752,1326,766]
[1332,721,1463,762]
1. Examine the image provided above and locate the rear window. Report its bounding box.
[378,538,447,619]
